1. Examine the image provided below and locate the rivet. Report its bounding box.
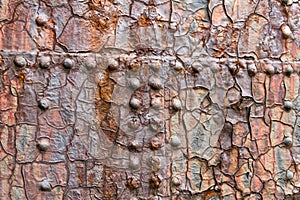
[36,15,48,26]
[129,97,142,109]
[14,55,27,68]
[128,117,140,129]
[286,170,293,180]
[265,64,275,74]
[228,63,238,75]
[170,135,180,147]
[39,179,51,191]
[151,98,161,109]
[63,58,74,69]
[150,137,162,150]
[36,138,50,151]
[108,58,119,70]
[149,76,163,90]
[247,63,257,76]
[128,78,140,90]
[171,60,183,71]
[85,57,96,70]
[38,98,49,110]
[150,61,160,72]
[191,61,202,73]
[284,101,293,110]
[39,56,51,69]
[281,24,292,38]
[284,65,293,76]
[172,98,181,111]
[172,176,181,186]
[283,137,293,147]
[128,140,142,152]
[126,176,141,190]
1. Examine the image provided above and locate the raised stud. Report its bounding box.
[172,98,181,111]
[150,137,162,150]
[228,63,239,75]
[39,56,51,69]
[14,55,27,68]
[151,98,162,109]
[36,138,50,151]
[284,101,293,110]
[170,135,180,147]
[284,65,293,76]
[191,61,202,73]
[281,24,292,38]
[149,76,163,90]
[129,156,140,170]
[128,117,140,129]
[247,63,257,76]
[265,64,275,74]
[39,179,51,191]
[283,137,293,147]
[129,97,142,109]
[128,78,140,90]
[108,58,119,70]
[172,176,181,186]
[38,99,49,110]
[63,58,74,69]
[36,15,48,26]
[286,170,293,180]
[128,140,142,152]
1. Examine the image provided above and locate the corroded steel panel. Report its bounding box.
[0,0,300,199]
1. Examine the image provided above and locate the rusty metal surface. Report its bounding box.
[0,0,300,199]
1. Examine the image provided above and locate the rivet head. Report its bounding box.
[149,76,163,90]
[172,176,181,186]
[14,55,27,68]
[228,64,238,75]
[284,101,293,110]
[191,61,202,73]
[172,98,181,111]
[128,140,142,152]
[247,63,257,76]
[39,56,51,69]
[108,58,119,70]
[281,24,292,38]
[128,117,140,129]
[36,138,50,151]
[284,65,293,76]
[63,58,74,69]
[39,179,51,191]
[128,78,140,90]
[150,137,162,150]
[150,61,160,72]
[170,135,180,147]
[129,97,142,109]
[126,176,141,190]
[265,64,275,74]
[85,57,96,70]
[151,98,162,109]
[36,15,48,26]
[171,60,183,71]
[284,137,293,147]
[286,170,293,180]
[38,99,49,110]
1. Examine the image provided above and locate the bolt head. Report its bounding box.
[128,117,140,129]
[170,135,180,147]
[36,138,50,151]
[281,24,292,38]
[265,64,275,74]
[108,58,119,70]
[172,98,181,111]
[284,101,293,110]
[172,176,181,186]
[150,137,162,149]
[247,63,257,76]
[36,15,48,26]
[284,65,293,76]
[39,180,51,191]
[38,99,49,110]
[63,58,74,69]
[149,76,162,90]
[151,98,162,109]
[128,78,140,90]
[14,56,27,68]
[39,56,51,69]
[286,170,293,180]
[129,97,142,109]
[284,137,293,147]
